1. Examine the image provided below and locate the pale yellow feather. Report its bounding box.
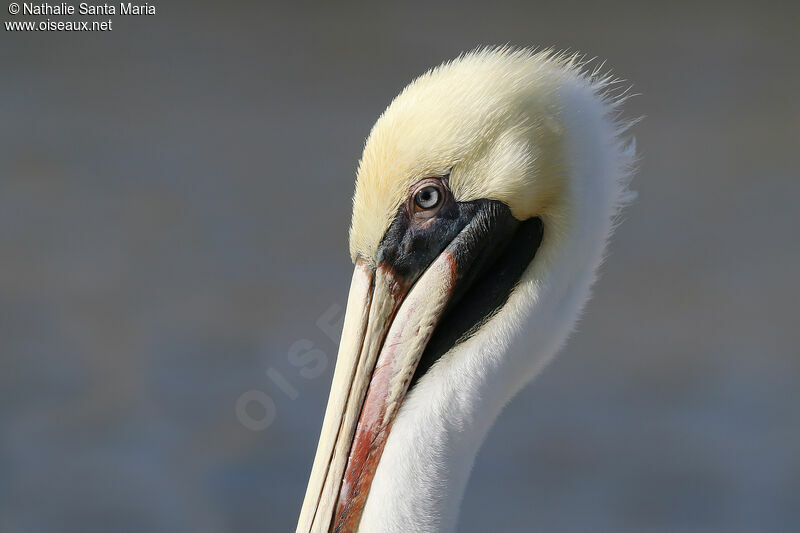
[349,47,607,263]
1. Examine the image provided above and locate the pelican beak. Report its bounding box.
[296,250,458,533]
[297,202,542,533]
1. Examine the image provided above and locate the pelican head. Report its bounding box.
[298,47,635,533]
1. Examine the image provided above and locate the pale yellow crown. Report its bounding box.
[349,47,592,263]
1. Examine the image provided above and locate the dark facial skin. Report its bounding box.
[372,176,544,389]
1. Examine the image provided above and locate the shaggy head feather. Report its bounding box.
[349,47,628,263]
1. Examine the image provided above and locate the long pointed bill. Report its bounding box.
[296,251,457,533]
[297,201,543,533]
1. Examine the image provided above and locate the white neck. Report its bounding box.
[359,73,635,533]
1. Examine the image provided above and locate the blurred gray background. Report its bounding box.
[2,1,799,531]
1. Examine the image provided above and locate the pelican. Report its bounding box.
[297,47,636,533]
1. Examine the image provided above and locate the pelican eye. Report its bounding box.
[414,186,440,209]
[409,178,448,218]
